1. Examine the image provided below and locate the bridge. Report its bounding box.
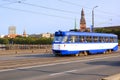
[0,48,120,80]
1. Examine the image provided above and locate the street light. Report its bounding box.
[91,6,98,32]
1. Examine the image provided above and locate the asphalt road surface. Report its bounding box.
[0,52,120,80]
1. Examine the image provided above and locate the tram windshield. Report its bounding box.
[54,36,68,42]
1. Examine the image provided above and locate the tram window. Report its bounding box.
[99,37,104,42]
[69,36,77,43]
[113,37,117,43]
[79,36,87,43]
[113,38,115,42]
[67,36,71,42]
[93,36,98,42]
[62,36,68,42]
[69,36,73,42]
[104,37,109,42]
[75,36,79,42]
[84,36,87,42]
[103,37,106,42]
[79,36,83,42]
[110,37,113,42]
[115,37,118,42]
[113,37,115,43]
[86,36,92,42]
[108,37,110,42]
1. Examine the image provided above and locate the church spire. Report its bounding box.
[23,29,27,37]
[81,8,85,16]
[80,8,86,32]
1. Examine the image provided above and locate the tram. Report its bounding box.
[52,31,118,56]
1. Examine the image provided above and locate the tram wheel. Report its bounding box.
[78,52,84,56]
[103,51,106,54]
[109,50,112,53]
[103,50,109,54]
[78,52,82,56]
[84,51,88,56]
[75,54,79,56]
[106,50,109,54]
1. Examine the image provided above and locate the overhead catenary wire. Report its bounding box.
[0,0,90,21]
[19,0,120,19]
[0,5,77,20]
[3,0,81,15]
[58,0,91,9]
[0,0,18,6]
[3,0,120,17]
[2,0,107,19]
[58,0,120,17]
[1,0,117,22]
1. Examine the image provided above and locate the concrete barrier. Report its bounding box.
[102,73,120,80]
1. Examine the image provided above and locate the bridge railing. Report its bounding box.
[0,44,52,50]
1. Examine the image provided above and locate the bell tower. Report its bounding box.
[80,8,86,32]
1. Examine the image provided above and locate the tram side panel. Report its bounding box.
[52,43,118,55]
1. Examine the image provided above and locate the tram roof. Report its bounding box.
[55,31,117,37]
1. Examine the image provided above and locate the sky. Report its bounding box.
[0,0,120,35]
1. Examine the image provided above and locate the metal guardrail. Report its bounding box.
[0,44,52,50]
[0,44,6,50]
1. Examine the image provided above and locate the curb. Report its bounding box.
[102,73,120,80]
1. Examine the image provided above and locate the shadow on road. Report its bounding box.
[17,68,57,73]
[16,54,55,58]
[16,53,79,58]
[86,61,120,67]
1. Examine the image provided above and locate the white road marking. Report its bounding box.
[0,69,15,72]
[50,70,77,76]
[49,65,105,76]
[0,54,120,72]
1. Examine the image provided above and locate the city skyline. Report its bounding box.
[0,0,120,35]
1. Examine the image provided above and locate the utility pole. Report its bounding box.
[91,6,98,32]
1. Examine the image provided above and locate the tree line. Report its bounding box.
[95,28,120,44]
[0,37,53,44]
[95,28,120,39]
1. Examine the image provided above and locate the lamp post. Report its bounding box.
[91,6,98,32]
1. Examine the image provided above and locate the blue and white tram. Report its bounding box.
[52,31,118,56]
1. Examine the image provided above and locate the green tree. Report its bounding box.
[0,38,9,44]
[8,37,53,44]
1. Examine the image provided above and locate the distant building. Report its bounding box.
[29,34,41,38]
[0,35,5,38]
[22,29,28,37]
[29,33,53,38]
[7,34,17,38]
[9,26,16,34]
[8,26,17,38]
[6,26,29,38]
[41,33,53,38]
[80,8,87,32]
